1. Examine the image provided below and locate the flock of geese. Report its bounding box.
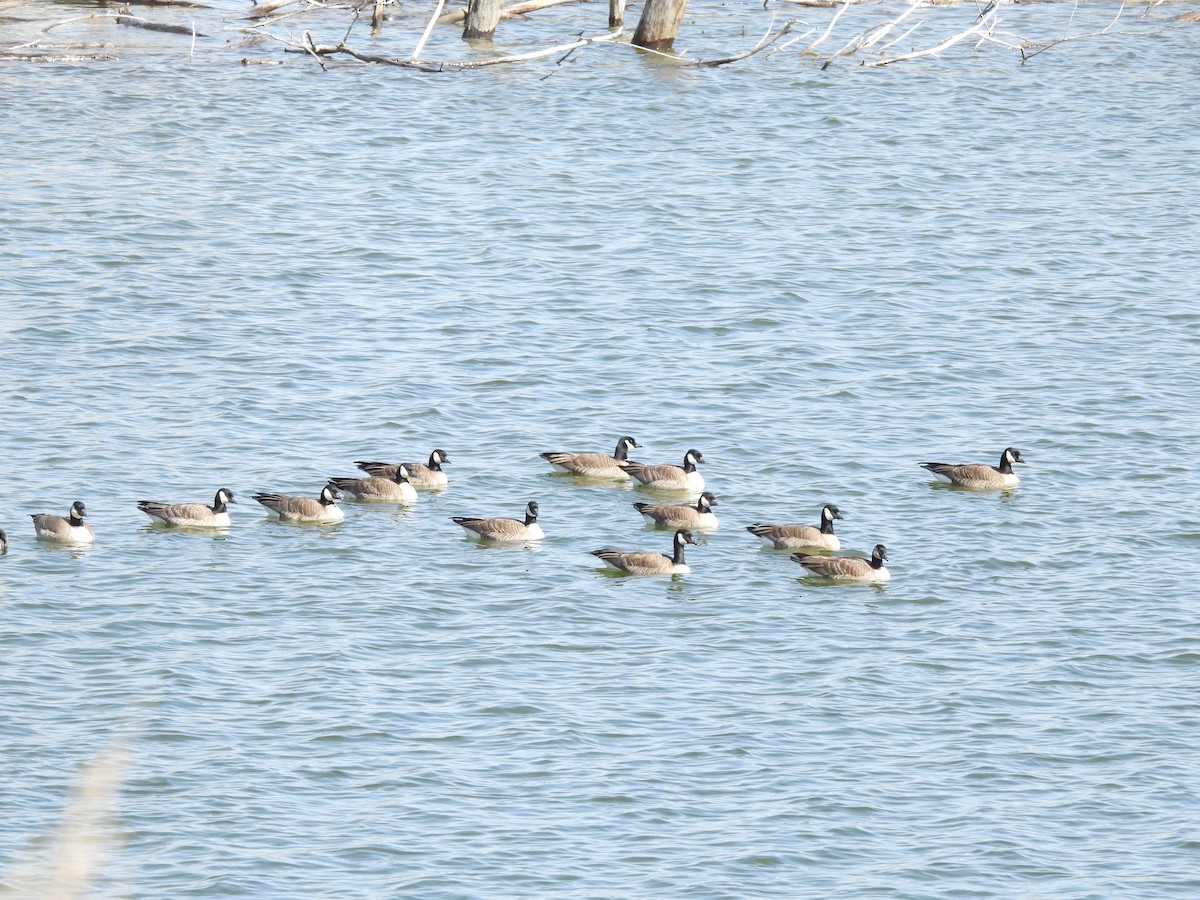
[4,440,1028,583]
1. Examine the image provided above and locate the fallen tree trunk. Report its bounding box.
[115,14,207,36]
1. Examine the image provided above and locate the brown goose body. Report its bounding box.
[137,488,235,528]
[541,436,641,479]
[632,492,718,530]
[792,544,890,583]
[253,484,344,523]
[331,465,417,502]
[592,529,697,576]
[620,449,705,491]
[355,450,449,488]
[747,503,842,550]
[31,501,95,544]
[452,501,544,542]
[920,447,1024,490]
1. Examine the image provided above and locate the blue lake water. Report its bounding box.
[2,1,1200,895]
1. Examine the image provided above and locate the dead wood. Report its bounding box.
[115,13,208,35]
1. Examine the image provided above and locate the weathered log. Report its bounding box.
[463,0,503,39]
[115,14,207,35]
[632,0,688,51]
[0,51,118,60]
[125,0,209,7]
[247,0,304,20]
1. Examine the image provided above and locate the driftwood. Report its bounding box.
[411,0,446,59]
[116,13,208,36]
[0,51,118,61]
[260,26,623,70]
[699,18,795,66]
[860,8,995,65]
[248,0,307,19]
[124,0,210,7]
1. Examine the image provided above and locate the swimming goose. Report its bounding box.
[330,465,418,502]
[355,449,450,488]
[592,529,698,576]
[31,501,95,543]
[620,449,705,491]
[540,436,641,479]
[792,544,890,583]
[920,447,1025,490]
[632,492,719,530]
[137,488,235,528]
[252,484,345,523]
[746,503,843,550]
[452,501,543,542]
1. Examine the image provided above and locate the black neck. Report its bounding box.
[998,453,1012,474]
[614,443,630,461]
[682,458,696,473]
[524,511,537,525]
[212,494,227,514]
[68,514,84,527]
[820,517,835,535]
[427,453,442,471]
[694,497,707,512]
[871,554,884,569]
[672,540,687,565]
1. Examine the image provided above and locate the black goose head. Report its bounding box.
[696,492,718,511]
[525,501,539,524]
[820,503,843,533]
[672,529,697,563]
[615,436,642,459]
[871,544,889,568]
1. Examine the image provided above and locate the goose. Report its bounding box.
[452,501,543,542]
[31,501,95,544]
[920,447,1025,490]
[137,488,235,528]
[592,529,698,576]
[540,436,641,479]
[330,465,417,502]
[619,448,705,491]
[0,528,7,553]
[746,503,843,550]
[632,492,719,530]
[252,484,345,523]
[792,544,890,583]
[354,449,450,488]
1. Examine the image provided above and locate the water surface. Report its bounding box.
[2,2,1199,896]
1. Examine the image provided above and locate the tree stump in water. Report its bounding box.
[463,0,503,39]
[632,0,688,51]
[609,0,625,29]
